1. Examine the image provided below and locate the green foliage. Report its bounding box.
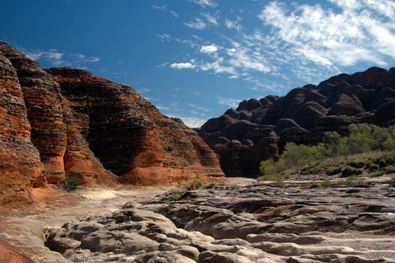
[341,166,362,177]
[169,190,185,201]
[64,174,78,192]
[324,124,395,156]
[309,179,331,189]
[342,175,364,187]
[259,124,395,179]
[385,165,395,174]
[326,166,342,175]
[369,171,383,177]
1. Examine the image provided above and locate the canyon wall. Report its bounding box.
[0,42,223,205]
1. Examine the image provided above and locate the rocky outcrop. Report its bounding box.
[0,42,223,205]
[46,179,395,262]
[200,67,395,177]
[47,67,222,184]
[0,44,42,204]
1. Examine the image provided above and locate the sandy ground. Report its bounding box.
[0,185,178,263]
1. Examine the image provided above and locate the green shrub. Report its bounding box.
[349,160,366,169]
[64,174,78,191]
[369,171,383,177]
[326,167,342,175]
[367,163,380,171]
[309,182,321,189]
[169,190,185,201]
[341,166,362,178]
[309,179,331,189]
[342,175,364,187]
[319,179,331,187]
[259,124,395,179]
[385,165,395,174]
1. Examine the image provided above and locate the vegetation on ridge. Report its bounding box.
[259,124,395,182]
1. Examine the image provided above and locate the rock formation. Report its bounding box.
[199,67,395,177]
[46,179,395,262]
[0,42,223,205]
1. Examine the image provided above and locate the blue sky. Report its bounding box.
[2,0,395,127]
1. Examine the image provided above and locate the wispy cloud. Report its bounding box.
[152,4,178,18]
[258,0,395,67]
[26,50,64,66]
[170,62,196,69]
[217,96,241,108]
[190,0,217,8]
[157,34,171,42]
[185,12,219,30]
[25,49,100,67]
[201,12,218,26]
[174,116,206,128]
[225,16,242,31]
[168,0,395,94]
[185,18,208,30]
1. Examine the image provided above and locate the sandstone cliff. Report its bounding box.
[199,67,395,177]
[0,42,222,205]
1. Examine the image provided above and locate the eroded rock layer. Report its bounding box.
[199,67,395,177]
[47,67,223,184]
[46,179,395,262]
[0,42,222,204]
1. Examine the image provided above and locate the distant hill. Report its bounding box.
[199,67,395,177]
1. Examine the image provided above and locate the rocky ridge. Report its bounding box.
[0,42,223,205]
[46,178,395,262]
[199,67,395,177]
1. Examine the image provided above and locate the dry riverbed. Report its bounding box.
[1,177,395,262]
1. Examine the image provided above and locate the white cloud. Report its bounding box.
[201,59,238,75]
[26,50,64,66]
[201,12,218,26]
[185,12,219,30]
[73,53,100,63]
[25,49,100,67]
[258,0,395,67]
[225,16,242,31]
[169,62,196,69]
[217,96,241,108]
[169,0,395,93]
[152,4,179,18]
[176,116,206,128]
[227,42,271,73]
[200,44,218,54]
[190,0,217,8]
[185,18,208,30]
[157,34,171,42]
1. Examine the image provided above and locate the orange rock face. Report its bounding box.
[0,46,42,204]
[0,43,223,204]
[47,68,223,184]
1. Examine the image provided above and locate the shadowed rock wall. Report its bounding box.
[200,67,395,177]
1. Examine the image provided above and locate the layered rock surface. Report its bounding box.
[47,67,222,184]
[0,42,222,205]
[199,67,395,177]
[46,179,395,262]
